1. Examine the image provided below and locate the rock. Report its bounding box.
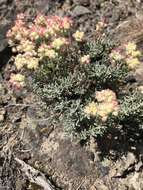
[0,39,8,52]
[135,161,143,172]
[135,64,143,83]
[0,0,16,52]
[0,83,5,96]
[112,13,143,43]
[115,152,136,177]
[34,0,53,14]
[0,108,6,122]
[19,121,100,189]
[0,22,10,52]
[0,114,4,122]
[71,5,91,17]
[72,0,90,6]
[90,179,109,190]
[125,152,136,167]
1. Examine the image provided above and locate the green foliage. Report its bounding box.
[32,38,143,140]
[84,38,114,60]
[119,91,143,126]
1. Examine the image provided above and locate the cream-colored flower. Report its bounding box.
[110,50,123,61]
[130,50,141,57]
[34,14,47,26]
[15,33,22,41]
[52,38,67,50]
[45,49,58,59]
[29,31,39,40]
[10,73,25,88]
[84,101,97,116]
[80,55,90,64]
[38,44,58,59]
[10,73,25,82]
[125,42,137,54]
[24,50,37,57]
[27,57,39,69]
[48,28,55,35]
[62,17,72,29]
[22,40,35,53]
[73,30,84,42]
[16,40,35,54]
[97,104,109,121]
[14,54,27,70]
[126,57,140,69]
[95,89,116,103]
[95,89,119,120]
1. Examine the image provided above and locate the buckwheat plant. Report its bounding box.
[7,13,143,140]
[110,41,142,69]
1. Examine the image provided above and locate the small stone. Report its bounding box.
[125,152,136,167]
[0,83,5,96]
[0,0,6,6]
[72,0,90,6]
[0,114,4,122]
[0,108,5,122]
[138,85,143,93]
[71,5,91,17]
[0,39,8,52]
[0,20,12,52]
[90,179,109,190]
[35,0,52,14]
[135,161,143,171]
[135,64,143,82]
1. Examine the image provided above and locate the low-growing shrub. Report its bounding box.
[7,13,143,140]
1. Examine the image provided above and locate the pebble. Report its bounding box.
[72,0,90,6]
[0,109,6,122]
[0,114,4,122]
[71,5,91,17]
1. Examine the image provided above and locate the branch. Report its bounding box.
[15,157,56,190]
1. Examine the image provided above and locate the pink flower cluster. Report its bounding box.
[95,89,119,121]
[9,73,25,89]
[7,13,86,89]
[84,89,119,121]
[7,14,28,46]
[7,13,74,70]
[110,42,142,69]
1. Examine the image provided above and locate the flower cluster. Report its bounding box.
[7,13,86,88]
[84,101,97,117]
[110,42,142,69]
[80,55,90,64]
[73,30,84,42]
[14,54,39,70]
[84,89,119,121]
[7,14,74,71]
[9,73,25,89]
[110,49,123,61]
[38,44,58,59]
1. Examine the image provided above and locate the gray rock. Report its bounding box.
[135,161,143,172]
[0,0,15,52]
[0,21,11,52]
[72,0,90,6]
[0,39,8,52]
[115,152,136,177]
[71,5,91,17]
[0,108,6,122]
[35,0,52,14]
[135,64,143,83]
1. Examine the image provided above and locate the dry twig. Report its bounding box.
[15,157,56,190]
